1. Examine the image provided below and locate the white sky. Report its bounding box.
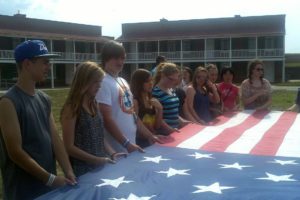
[0,0,300,53]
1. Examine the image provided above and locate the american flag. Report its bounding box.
[36,110,300,200]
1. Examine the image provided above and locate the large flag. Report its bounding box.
[162,110,300,158]
[36,110,300,200]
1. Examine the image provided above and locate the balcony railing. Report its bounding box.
[257,49,284,57]
[0,49,284,63]
[0,51,101,62]
[0,50,14,60]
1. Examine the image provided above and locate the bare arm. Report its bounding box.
[207,82,220,103]
[61,106,111,166]
[151,98,164,129]
[99,103,143,153]
[0,98,68,187]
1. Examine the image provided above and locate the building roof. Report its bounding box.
[118,15,285,41]
[0,14,110,41]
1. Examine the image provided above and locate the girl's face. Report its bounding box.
[208,68,218,83]
[196,71,208,86]
[163,72,180,88]
[223,71,233,83]
[183,70,191,83]
[252,64,264,79]
[143,76,153,93]
[86,76,102,97]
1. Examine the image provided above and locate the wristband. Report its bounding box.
[46,173,56,187]
[122,139,130,148]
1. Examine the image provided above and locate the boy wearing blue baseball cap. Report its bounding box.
[0,40,77,200]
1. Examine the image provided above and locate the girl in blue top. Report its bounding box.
[184,67,219,124]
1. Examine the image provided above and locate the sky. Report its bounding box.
[0,0,300,53]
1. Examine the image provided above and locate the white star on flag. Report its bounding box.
[110,193,156,200]
[219,162,252,170]
[193,182,235,194]
[188,152,214,159]
[268,159,299,166]
[96,176,133,188]
[140,156,170,164]
[256,172,297,182]
[156,167,190,178]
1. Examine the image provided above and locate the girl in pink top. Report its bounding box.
[218,67,239,111]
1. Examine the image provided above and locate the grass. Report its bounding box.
[0,88,298,199]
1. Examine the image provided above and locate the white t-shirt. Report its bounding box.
[96,74,136,152]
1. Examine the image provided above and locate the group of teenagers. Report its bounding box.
[0,39,288,200]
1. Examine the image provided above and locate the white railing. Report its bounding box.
[0,50,14,60]
[231,49,256,58]
[257,49,284,57]
[0,50,101,62]
[182,51,205,59]
[0,49,284,62]
[205,50,230,59]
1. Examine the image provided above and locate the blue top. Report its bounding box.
[152,86,180,128]
[0,85,55,200]
[193,89,212,123]
[71,108,107,177]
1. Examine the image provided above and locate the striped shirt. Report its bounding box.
[152,86,180,128]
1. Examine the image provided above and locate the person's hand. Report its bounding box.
[173,128,180,133]
[198,119,207,125]
[127,143,144,153]
[51,175,67,188]
[151,99,163,111]
[180,119,192,127]
[149,134,169,144]
[111,152,128,161]
[94,157,115,165]
[64,170,77,186]
[256,89,269,97]
[287,104,298,112]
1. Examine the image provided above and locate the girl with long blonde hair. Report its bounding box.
[61,61,124,177]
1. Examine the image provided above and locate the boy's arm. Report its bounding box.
[99,103,143,153]
[49,112,77,184]
[0,98,64,187]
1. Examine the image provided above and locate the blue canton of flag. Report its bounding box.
[36,145,300,200]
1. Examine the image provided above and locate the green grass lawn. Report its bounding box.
[0,88,298,199]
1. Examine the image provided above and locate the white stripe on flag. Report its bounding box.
[225,111,283,154]
[276,114,300,158]
[177,110,255,149]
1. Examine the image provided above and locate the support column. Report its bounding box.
[180,40,183,68]
[50,40,54,89]
[73,40,76,71]
[204,38,207,66]
[94,42,97,61]
[255,36,258,58]
[282,36,285,82]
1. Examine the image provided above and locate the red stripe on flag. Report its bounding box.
[161,112,236,147]
[250,111,298,156]
[200,110,269,152]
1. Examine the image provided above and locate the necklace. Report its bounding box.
[106,72,134,111]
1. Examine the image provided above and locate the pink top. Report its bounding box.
[218,82,239,110]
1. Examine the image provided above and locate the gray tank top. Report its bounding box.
[0,85,55,200]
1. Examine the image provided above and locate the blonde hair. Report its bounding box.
[192,66,208,91]
[206,63,218,72]
[153,62,180,85]
[61,61,105,118]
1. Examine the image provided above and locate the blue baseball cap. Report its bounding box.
[14,40,59,63]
